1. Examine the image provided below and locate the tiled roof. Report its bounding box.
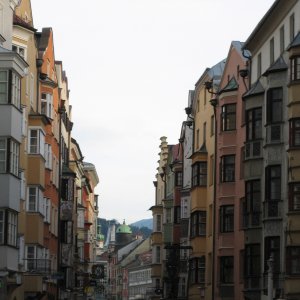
[263,56,288,76]
[243,80,265,99]
[13,14,36,32]
[288,32,300,50]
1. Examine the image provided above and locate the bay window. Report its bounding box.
[0,138,20,176]
[286,247,300,275]
[0,70,21,108]
[220,256,234,284]
[290,118,300,147]
[221,103,236,131]
[291,56,300,81]
[28,128,45,156]
[245,180,261,226]
[289,182,300,211]
[191,211,206,237]
[0,209,18,247]
[27,186,44,214]
[190,256,205,284]
[41,93,53,118]
[192,162,207,187]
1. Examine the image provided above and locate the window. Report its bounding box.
[155,246,161,264]
[245,180,261,227]
[203,122,206,144]
[191,211,206,237]
[246,107,262,141]
[286,247,300,275]
[192,162,207,187]
[181,198,189,219]
[0,70,21,108]
[0,209,18,246]
[211,115,214,136]
[291,56,300,81]
[30,73,34,106]
[26,245,36,270]
[0,70,8,104]
[270,38,274,65]
[290,13,295,42]
[196,129,200,149]
[7,211,17,246]
[45,144,52,169]
[156,214,162,231]
[22,106,27,136]
[27,186,44,214]
[11,72,21,108]
[0,210,4,244]
[267,88,282,123]
[175,171,182,187]
[0,138,20,176]
[220,155,235,182]
[41,93,53,118]
[221,104,236,131]
[290,118,300,147]
[28,128,45,156]
[280,25,285,53]
[257,53,262,78]
[265,166,281,217]
[245,244,260,280]
[220,256,234,283]
[220,205,234,232]
[264,236,280,274]
[165,208,172,223]
[289,182,300,211]
[174,206,181,224]
[44,198,51,223]
[12,44,26,60]
[190,257,205,284]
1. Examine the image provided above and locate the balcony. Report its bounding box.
[24,259,51,274]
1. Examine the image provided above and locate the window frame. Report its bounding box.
[291,56,300,82]
[220,155,235,183]
[245,180,261,227]
[220,205,234,233]
[0,137,20,176]
[244,244,260,278]
[192,162,207,187]
[221,103,236,131]
[175,171,183,187]
[286,246,300,275]
[246,107,262,141]
[0,209,18,247]
[41,92,53,119]
[220,256,234,284]
[28,127,45,156]
[190,256,205,284]
[267,88,283,124]
[289,182,300,211]
[191,211,206,237]
[290,118,300,147]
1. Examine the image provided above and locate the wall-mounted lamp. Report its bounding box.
[209,98,218,108]
[239,69,248,78]
[185,106,194,121]
[178,137,184,144]
[204,80,218,95]
[160,166,166,181]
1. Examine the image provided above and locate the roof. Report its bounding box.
[116,220,132,234]
[13,14,36,32]
[288,32,300,50]
[262,56,288,76]
[243,80,265,99]
[219,76,238,93]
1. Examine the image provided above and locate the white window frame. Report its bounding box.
[27,186,44,214]
[0,69,8,104]
[22,106,27,137]
[28,128,45,156]
[0,138,20,176]
[41,93,53,118]
[20,170,26,200]
[12,44,27,60]
[45,143,52,169]
[44,198,51,223]
[11,72,21,108]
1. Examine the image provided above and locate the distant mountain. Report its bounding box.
[130,218,153,230]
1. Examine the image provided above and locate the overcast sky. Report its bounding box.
[31,0,274,224]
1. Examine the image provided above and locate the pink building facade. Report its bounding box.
[214,41,249,300]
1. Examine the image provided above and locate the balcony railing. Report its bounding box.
[25,259,51,273]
